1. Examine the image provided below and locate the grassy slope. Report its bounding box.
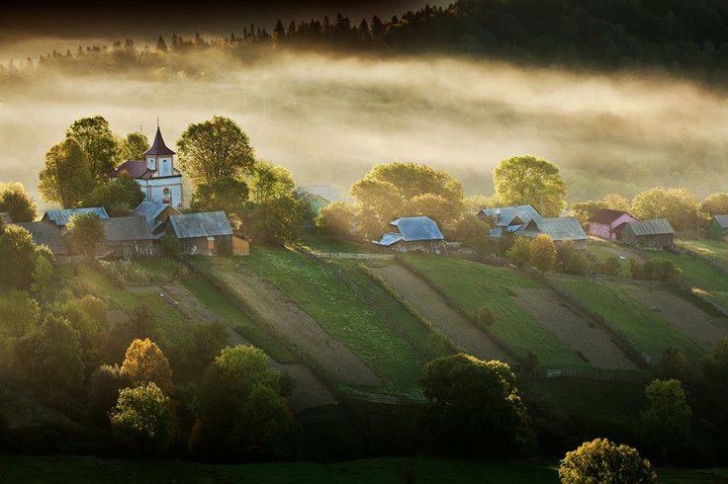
[211,246,431,396]
[553,275,705,364]
[677,238,728,269]
[401,254,585,369]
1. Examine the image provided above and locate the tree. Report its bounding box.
[631,187,705,231]
[556,240,589,275]
[110,382,177,455]
[529,234,557,275]
[0,291,39,340]
[493,155,567,217]
[703,336,728,391]
[89,364,130,423]
[0,224,39,290]
[448,213,490,251]
[170,323,229,383]
[316,201,356,238]
[701,193,728,217]
[66,116,121,184]
[507,236,531,267]
[559,438,657,484]
[121,132,150,161]
[84,174,144,216]
[637,379,692,463]
[419,354,529,456]
[190,176,249,219]
[243,196,304,245]
[0,182,36,222]
[65,212,105,258]
[657,348,691,382]
[249,161,295,204]
[602,193,631,212]
[177,116,255,186]
[39,137,94,208]
[120,338,173,395]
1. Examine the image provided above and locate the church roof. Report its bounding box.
[144,127,175,156]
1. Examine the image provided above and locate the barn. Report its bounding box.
[517,217,589,249]
[621,219,675,249]
[706,215,728,241]
[588,209,638,241]
[168,211,234,256]
[99,216,156,259]
[374,216,446,254]
[134,200,180,236]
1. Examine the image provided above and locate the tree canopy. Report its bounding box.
[120,338,174,395]
[559,438,657,484]
[121,132,149,161]
[0,183,36,222]
[65,212,105,258]
[631,187,705,231]
[637,379,692,463]
[66,116,121,184]
[39,137,95,208]
[493,156,566,217]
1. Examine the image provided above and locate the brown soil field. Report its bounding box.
[513,288,637,370]
[629,288,728,346]
[212,265,382,387]
[372,265,514,364]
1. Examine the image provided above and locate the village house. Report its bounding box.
[588,208,638,241]
[706,215,728,241]
[110,127,184,209]
[621,219,675,249]
[479,205,542,238]
[374,216,446,253]
[168,211,237,256]
[517,217,589,249]
[16,220,71,261]
[98,216,156,259]
[134,200,180,237]
[42,207,110,226]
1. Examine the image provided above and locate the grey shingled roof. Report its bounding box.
[626,219,675,236]
[521,217,587,241]
[134,201,178,225]
[102,216,155,242]
[390,216,444,242]
[296,185,341,202]
[169,212,233,239]
[15,221,69,255]
[713,215,728,229]
[43,207,109,227]
[480,205,542,227]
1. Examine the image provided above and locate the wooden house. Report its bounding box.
[168,211,234,256]
[15,221,71,261]
[42,207,109,226]
[706,215,728,241]
[374,216,446,254]
[621,219,674,249]
[99,216,156,259]
[479,205,542,238]
[517,217,589,249]
[588,209,638,241]
[134,200,180,237]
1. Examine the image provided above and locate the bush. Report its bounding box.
[559,438,657,484]
[162,259,189,281]
[598,256,622,277]
[473,306,495,329]
[629,259,681,283]
[556,241,589,275]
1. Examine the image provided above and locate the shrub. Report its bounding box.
[559,438,657,484]
[657,348,692,382]
[506,237,531,267]
[556,241,589,275]
[473,306,495,329]
[629,259,681,283]
[598,256,622,277]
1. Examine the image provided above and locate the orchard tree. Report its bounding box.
[177,116,255,186]
[66,116,121,183]
[0,182,36,222]
[493,155,566,217]
[529,234,557,275]
[419,354,529,456]
[637,379,692,463]
[65,212,105,258]
[559,438,657,484]
[120,338,174,395]
[39,137,94,208]
[84,174,144,216]
[121,132,149,160]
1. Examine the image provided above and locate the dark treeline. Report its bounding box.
[4,0,728,84]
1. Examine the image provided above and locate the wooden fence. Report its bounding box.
[537,367,650,383]
[312,251,395,261]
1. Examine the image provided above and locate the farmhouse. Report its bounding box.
[517,217,589,249]
[168,211,235,256]
[374,216,446,253]
[15,221,70,259]
[588,209,638,241]
[134,200,180,237]
[479,205,542,238]
[110,127,184,209]
[706,215,728,241]
[99,216,156,259]
[621,219,675,249]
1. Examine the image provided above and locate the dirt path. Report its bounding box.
[513,288,637,370]
[629,288,728,347]
[212,265,382,387]
[162,283,218,323]
[372,265,514,364]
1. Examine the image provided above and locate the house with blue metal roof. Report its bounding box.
[478,205,542,238]
[374,216,446,254]
[42,207,110,227]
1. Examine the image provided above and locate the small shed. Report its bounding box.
[168,211,233,256]
[588,209,638,241]
[42,207,110,227]
[706,215,728,241]
[518,217,589,249]
[134,201,180,236]
[100,216,156,259]
[374,216,446,254]
[621,219,674,249]
[233,236,251,256]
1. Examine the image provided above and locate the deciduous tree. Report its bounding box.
[121,132,149,161]
[637,379,692,463]
[120,338,173,395]
[631,187,705,231]
[529,234,557,275]
[84,174,144,216]
[66,116,122,184]
[65,212,105,258]
[493,155,566,217]
[559,438,657,484]
[0,224,39,290]
[0,182,36,222]
[39,137,94,208]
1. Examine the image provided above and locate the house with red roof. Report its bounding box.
[110,126,184,209]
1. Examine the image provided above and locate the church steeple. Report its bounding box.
[144,126,175,157]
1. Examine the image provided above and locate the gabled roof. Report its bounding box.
[521,217,588,241]
[480,205,542,227]
[0,212,13,224]
[712,215,728,229]
[375,233,405,247]
[102,216,155,242]
[296,185,341,203]
[134,201,179,225]
[169,212,233,239]
[15,221,69,255]
[43,207,109,227]
[589,208,635,225]
[144,127,175,156]
[111,160,153,180]
[390,216,444,242]
[626,219,674,236]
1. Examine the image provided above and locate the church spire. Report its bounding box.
[144,126,175,156]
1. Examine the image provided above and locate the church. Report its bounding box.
[110,126,184,209]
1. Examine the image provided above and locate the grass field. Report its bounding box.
[553,275,706,364]
[401,255,586,369]
[212,246,433,396]
[678,238,728,269]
